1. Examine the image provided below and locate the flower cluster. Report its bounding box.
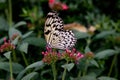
[42,47,61,65]
[42,47,84,64]
[62,48,84,63]
[0,38,15,53]
[49,0,68,11]
[85,52,94,59]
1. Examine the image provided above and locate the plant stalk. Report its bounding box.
[8,0,13,27]
[83,59,89,76]
[21,52,29,66]
[51,63,57,80]
[9,55,13,80]
[12,50,17,62]
[62,61,68,80]
[108,54,117,76]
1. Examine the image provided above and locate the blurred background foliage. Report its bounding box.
[0,0,120,80]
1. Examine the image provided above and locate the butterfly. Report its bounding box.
[44,11,76,50]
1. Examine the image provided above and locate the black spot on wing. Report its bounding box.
[44,30,51,35]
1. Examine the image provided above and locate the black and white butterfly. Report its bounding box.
[44,11,76,50]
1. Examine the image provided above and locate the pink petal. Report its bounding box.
[61,3,68,10]
[49,0,55,4]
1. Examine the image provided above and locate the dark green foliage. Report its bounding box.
[0,0,120,80]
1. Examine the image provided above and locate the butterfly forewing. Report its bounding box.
[44,11,76,50]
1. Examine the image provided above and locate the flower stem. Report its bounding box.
[83,59,89,76]
[77,71,82,77]
[9,55,13,80]
[51,63,57,80]
[108,54,117,76]
[62,61,68,80]
[12,50,17,62]
[21,52,29,66]
[62,67,67,80]
[8,0,12,27]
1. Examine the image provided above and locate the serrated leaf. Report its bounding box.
[73,30,89,39]
[98,76,117,80]
[90,59,99,68]
[61,63,74,72]
[0,17,9,31]
[94,30,115,39]
[19,43,28,54]
[13,21,26,28]
[0,62,24,74]
[22,31,33,39]
[26,61,44,70]
[95,49,116,59]
[8,28,22,40]
[3,51,11,59]
[23,37,46,47]
[21,72,38,80]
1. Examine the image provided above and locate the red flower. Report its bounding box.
[61,3,68,10]
[0,38,15,53]
[49,0,68,11]
[42,47,61,64]
[41,47,84,64]
[62,48,84,63]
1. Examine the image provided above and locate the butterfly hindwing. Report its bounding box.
[44,11,76,50]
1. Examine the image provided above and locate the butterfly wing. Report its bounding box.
[44,11,76,50]
[44,11,63,44]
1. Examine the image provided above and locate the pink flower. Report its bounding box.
[48,0,69,11]
[61,3,68,10]
[62,48,84,63]
[42,47,61,64]
[49,0,55,3]
[41,47,84,64]
[0,38,15,53]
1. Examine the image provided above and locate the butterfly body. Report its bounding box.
[44,11,76,50]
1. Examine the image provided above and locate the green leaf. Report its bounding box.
[26,61,44,70]
[95,49,116,59]
[16,70,26,80]
[94,30,115,39]
[3,51,11,59]
[73,30,89,39]
[13,21,26,28]
[61,63,74,72]
[19,43,28,54]
[98,76,117,80]
[0,17,9,31]
[11,36,20,45]
[78,75,96,80]
[0,62,24,74]
[70,76,96,80]
[16,61,44,80]
[23,37,46,47]
[8,28,22,40]
[90,59,99,68]
[22,31,33,39]
[84,46,91,53]
[21,72,38,80]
